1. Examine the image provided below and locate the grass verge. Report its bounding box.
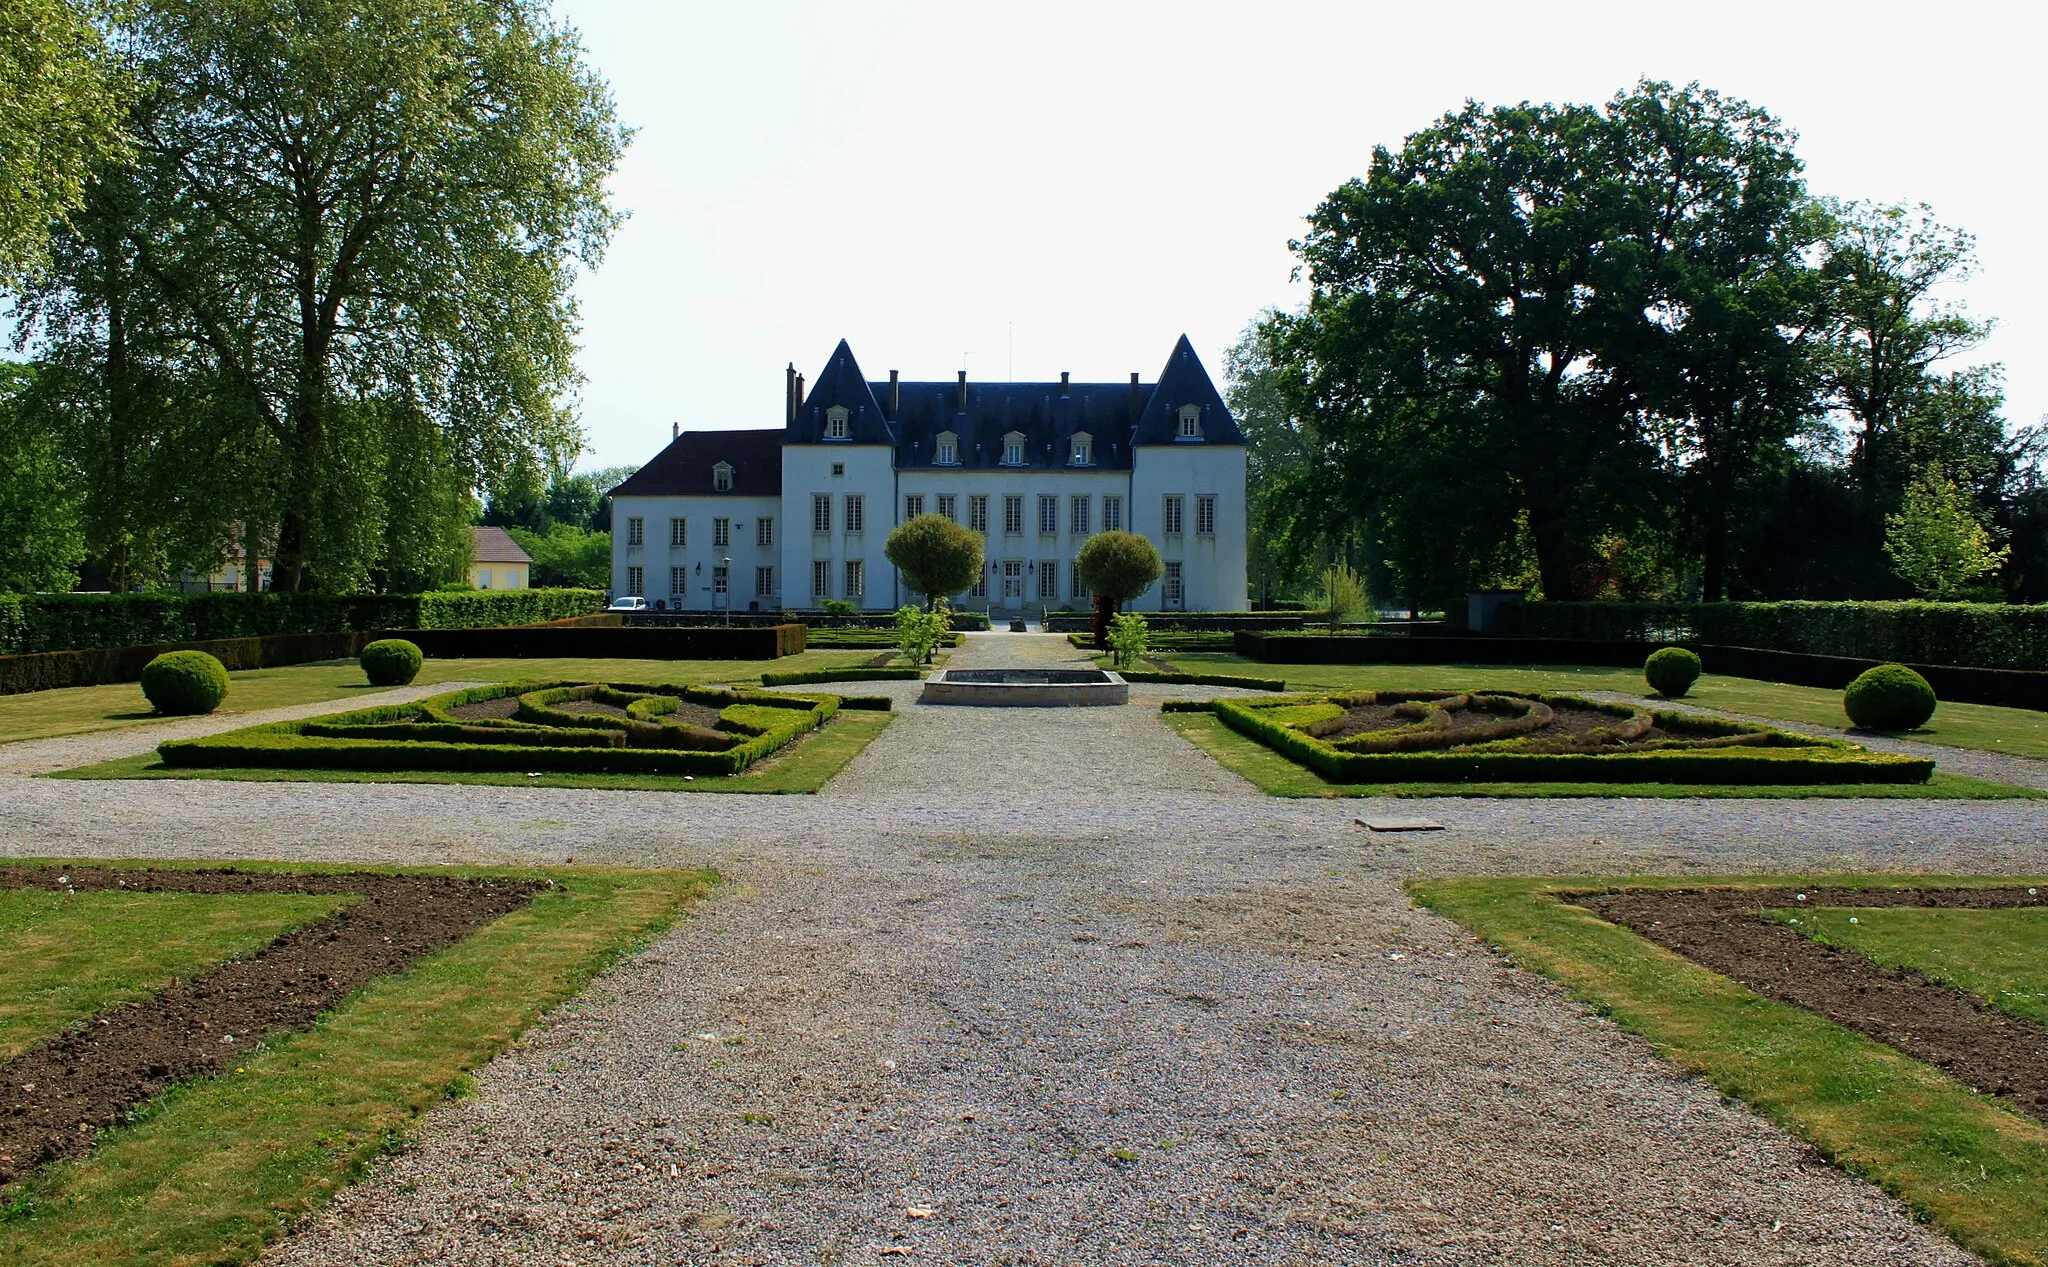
[45,708,894,794]
[1159,652,2048,761]
[1770,905,2048,1026]
[0,857,714,1266]
[1410,874,2048,1266]
[0,650,879,747]
[1162,710,2042,799]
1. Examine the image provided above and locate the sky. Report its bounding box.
[556,0,2046,473]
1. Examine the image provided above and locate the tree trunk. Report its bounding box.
[1091,593,1110,651]
[1528,512,1576,604]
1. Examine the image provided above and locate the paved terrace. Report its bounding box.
[1,633,2041,1264]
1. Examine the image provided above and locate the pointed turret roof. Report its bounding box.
[786,339,895,444]
[1131,334,1244,446]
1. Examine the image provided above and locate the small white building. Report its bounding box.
[608,337,1247,615]
[469,526,532,590]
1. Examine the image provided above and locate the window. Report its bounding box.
[756,565,774,597]
[626,565,644,595]
[905,494,925,519]
[1071,563,1089,600]
[1103,496,1123,532]
[968,495,988,533]
[713,517,730,547]
[1001,559,1023,599]
[1003,495,1023,535]
[1070,432,1092,465]
[476,568,491,590]
[712,565,728,597]
[1038,495,1058,535]
[811,559,831,599]
[1196,495,1216,536]
[845,494,864,533]
[825,406,849,440]
[971,570,986,599]
[1070,495,1090,536]
[937,493,956,521]
[1164,561,1184,607]
[626,517,643,548]
[935,431,958,465]
[831,462,845,477]
[844,559,865,598]
[1002,431,1025,466]
[1163,495,1184,536]
[712,462,733,492]
[812,494,831,533]
[757,517,774,547]
[669,566,687,598]
[1038,560,1057,600]
[669,517,687,547]
[1178,405,1202,439]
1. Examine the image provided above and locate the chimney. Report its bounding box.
[795,373,805,420]
[672,421,680,440]
[1060,371,1070,394]
[785,363,797,425]
[889,369,900,419]
[1130,371,1141,415]
[956,369,968,413]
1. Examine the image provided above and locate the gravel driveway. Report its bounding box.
[2,633,2038,1264]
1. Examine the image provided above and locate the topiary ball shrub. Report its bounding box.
[360,638,423,687]
[139,650,230,716]
[1643,647,1702,698]
[1844,664,1937,731]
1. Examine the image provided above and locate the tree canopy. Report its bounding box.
[885,514,983,605]
[0,0,129,285]
[1076,531,1163,605]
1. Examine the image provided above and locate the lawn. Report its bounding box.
[0,858,714,1266]
[0,649,878,746]
[1411,875,2048,1266]
[1159,651,2048,761]
[1161,709,2042,799]
[1770,905,2048,1026]
[48,707,894,794]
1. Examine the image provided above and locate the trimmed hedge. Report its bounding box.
[1043,611,1306,633]
[139,651,230,715]
[1497,601,2048,672]
[1115,669,1287,692]
[360,638,422,686]
[1196,692,1933,785]
[0,589,605,655]
[157,680,858,777]
[1644,647,1701,698]
[1844,665,1939,731]
[0,631,370,697]
[760,667,922,686]
[397,623,805,661]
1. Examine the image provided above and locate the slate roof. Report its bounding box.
[608,428,783,498]
[470,525,533,565]
[786,334,1244,471]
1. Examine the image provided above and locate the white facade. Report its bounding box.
[611,493,781,613]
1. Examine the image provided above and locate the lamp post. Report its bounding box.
[722,556,732,626]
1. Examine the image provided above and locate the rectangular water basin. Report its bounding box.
[919,667,1129,707]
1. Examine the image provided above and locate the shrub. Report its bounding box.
[1106,611,1149,669]
[1643,647,1702,697]
[139,650,230,715]
[1321,562,1367,631]
[885,515,983,603]
[360,638,423,686]
[894,600,951,665]
[1844,664,1938,731]
[1076,532,1163,605]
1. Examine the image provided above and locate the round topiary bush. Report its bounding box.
[1643,647,1702,698]
[1844,664,1937,731]
[139,650,230,716]
[359,638,423,687]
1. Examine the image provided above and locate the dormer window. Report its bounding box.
[1002,431,1025,466]
[1177,405,1203,439]
[825,406,849,440]
[1069,432,1093,465]
[935,431,958,465]
[712,462,733,492]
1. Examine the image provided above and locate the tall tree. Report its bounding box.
[0,364,86,592]
[126,0,628,589]
[0,0,130,285]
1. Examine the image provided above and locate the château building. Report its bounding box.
[608,337,1247,614]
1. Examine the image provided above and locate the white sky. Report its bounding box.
[557,0,2046,472]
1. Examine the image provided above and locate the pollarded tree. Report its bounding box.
[885,513,983,608]
[1077,530,1163,647]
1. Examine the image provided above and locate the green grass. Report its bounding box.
[0,857,714,1266]
[46,707,895,794]
[1161,709,2042,799]
[1771,905,2048,1026]
[1159,652,2048,761]
[0,650,877,746]
[0,890,349,1060]
[1411,874,2048,1266]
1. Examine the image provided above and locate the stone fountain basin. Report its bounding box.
[919,667,1128,707]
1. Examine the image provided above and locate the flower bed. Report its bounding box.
[1178,689,1933,785]
[157,680,875,777]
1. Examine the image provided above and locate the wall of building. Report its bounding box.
[612,494,781,610]
[468,562,529,590]
[895,468,1131,610]
[1128,443,1248,612]
[779,444,897,610]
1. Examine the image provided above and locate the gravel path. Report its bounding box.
[0,634,2035,1263]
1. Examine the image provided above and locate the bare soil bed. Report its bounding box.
[0,866,536,1188]
[1319,693,1752,753]
[446,695,520,721]
[1581,886,2048,1121]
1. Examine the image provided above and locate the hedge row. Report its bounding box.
[624,610,991,631]
[1201,693,1933,785]
[806,630,964,649]
[158,680,853,776]
[1041,612,1306,633]
[0,631,370,696]
[1116,669,1287,692]
[0,589,606,655]
[400,623,805,661]
[760,667,923,686]
[1495,601,2048,672]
